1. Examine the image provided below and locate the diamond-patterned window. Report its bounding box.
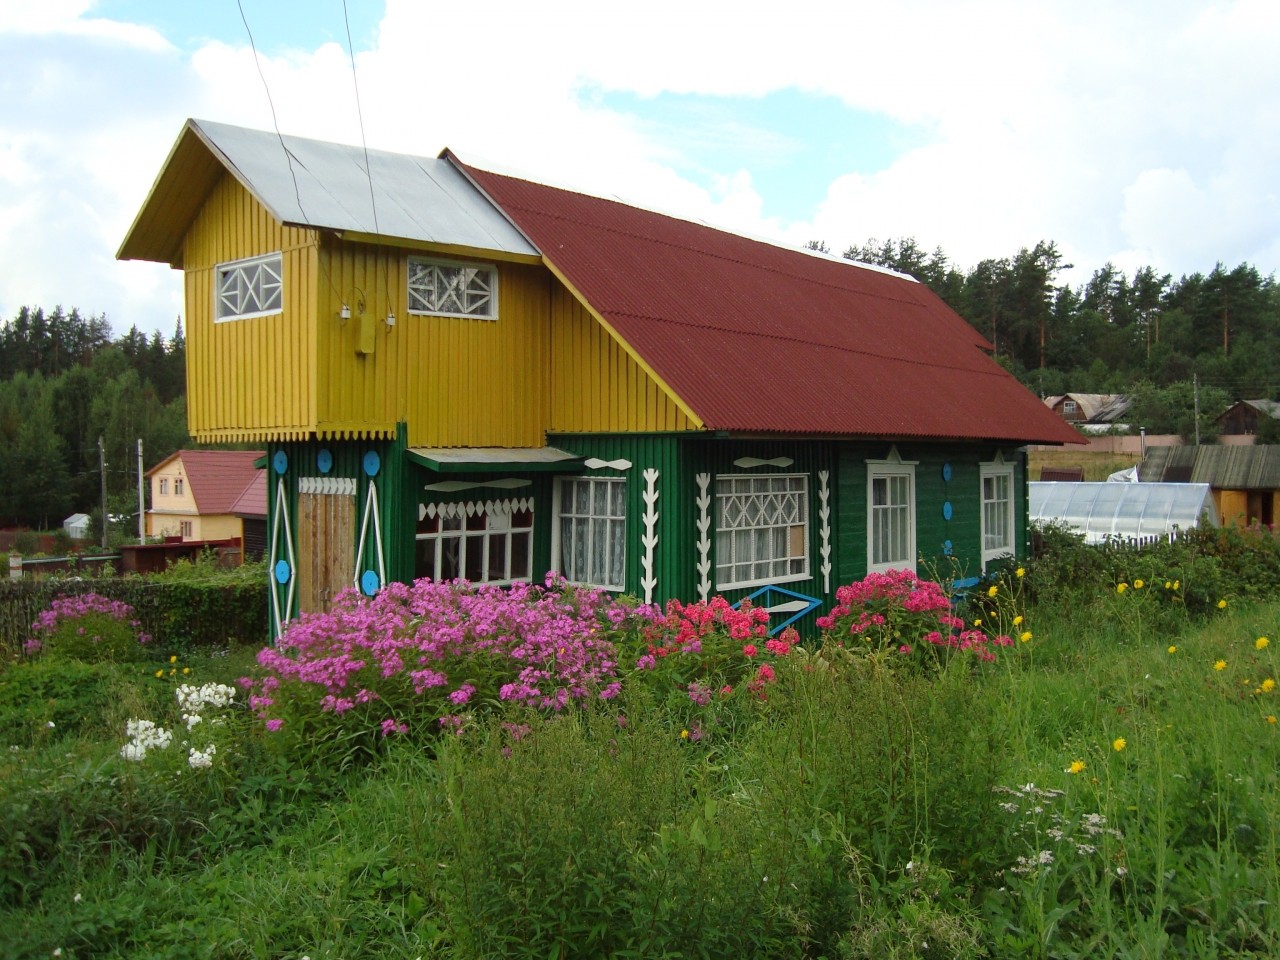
[715,474,809,590]
[216,252,283,321]
[407,258,497,319]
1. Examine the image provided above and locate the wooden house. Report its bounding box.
[119,120,1081,636]
[1140,445,1280,530]
[145,449,264,543]
[1044,393,1130,429]
[1216,399,1280,437]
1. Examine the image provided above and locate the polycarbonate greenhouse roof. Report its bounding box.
[1029,482,1219,544]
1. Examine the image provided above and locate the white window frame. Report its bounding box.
[215,252,283,322]
[552,476,626,591]
[867,449,917,574]
[415,501,533,585]
[174,478,184,496]
[1062,399,1078,415]
[714,473,809,590]
[158,478,169,495]
[980,456,1016,570]
[179,520,192,539]
[406,257,498,320]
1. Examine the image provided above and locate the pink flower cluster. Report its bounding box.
[817,569,1007,664]
[245,575,648,736]
[27,592,151,653]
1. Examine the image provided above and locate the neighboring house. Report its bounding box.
[1217,399,1280,437]
[119,119,1081,637]
[1140,445,1280,529]
[1044,394,1130,430]
[146,449,265,543]
[230,469,268,560]
[63,513,91,540]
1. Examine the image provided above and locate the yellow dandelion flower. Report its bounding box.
[154,669,164,678]
[1134,579,1145,589]
[1020,631,1033,643]
[1173,580,1180,590]
[182,667,191,675]
[1067,760,1086,775]
[680,729,689,740]
[1217,599,1228,610]
[1013,615,1024,626]
[1164,580,1172,589]
[973,619,982,627]
[1167,645,1177,654]
[1016,567,1025,578]
[1214,660,1228,671]
[169,655,178,664]
[1117,583,1129,594]
[1267,716,1278,724]
[1261,678,1275,693]
[987,585,998,598]
[169,669,176,676]
[1112,737,1127,752]
[1256,637,1270,650]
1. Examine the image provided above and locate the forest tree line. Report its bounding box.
[4,243,1279,528]
[815,237,1279,439]
[0,306,188,531]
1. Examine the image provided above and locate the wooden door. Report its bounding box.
[298,488,356,613]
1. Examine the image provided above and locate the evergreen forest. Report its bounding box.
[2,242,1277,529]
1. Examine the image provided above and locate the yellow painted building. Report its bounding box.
[145,449,264,543]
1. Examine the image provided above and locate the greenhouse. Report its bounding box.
[1029,482,1219,545]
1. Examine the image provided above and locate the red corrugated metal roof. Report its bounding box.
[229,468,267,518]
[460,162,1082,446]
[172,450,265,514]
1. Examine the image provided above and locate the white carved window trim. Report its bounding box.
[406,257,498,320]
[867,450,917,574]
[216,252,283,322]
[980,457,1016,570]
[552,477,626,591]
[715,473,809,590]
[415,499,534,585]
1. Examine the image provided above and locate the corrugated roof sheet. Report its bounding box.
[460,162,1083,445]
[1141,444,1280,489]
[120,119,537,264]
[229,469,268,519]
[172,450,265,514]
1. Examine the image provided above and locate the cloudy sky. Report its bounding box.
[2,0,1277,337]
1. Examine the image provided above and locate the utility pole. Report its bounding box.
[137,439,145,542]
[98,436,108,550]
[1193,374,1201,446]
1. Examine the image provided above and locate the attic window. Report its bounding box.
[407,258,497,319]
[1063,400,1078,415]
[216,252,283,321]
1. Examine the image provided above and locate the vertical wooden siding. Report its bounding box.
[314,244,551,446]
[550,286,697,433]
[183,175,316,441]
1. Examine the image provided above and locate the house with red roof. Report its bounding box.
[120,120,1081,636]
[146,449,264,545]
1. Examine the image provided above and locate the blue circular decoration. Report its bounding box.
[316,449,333,474]
[274,560,291,584]
[360,570,380,596]
[943,539,954,556]
[272,450,289,475]
[941,463,952,482]
[362,450,381,477]
[942,501,953,521]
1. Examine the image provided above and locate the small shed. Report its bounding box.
[62,513,91,539]
[1029,481,1218,544]
[1140,445,1280,529]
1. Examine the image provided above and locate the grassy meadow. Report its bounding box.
[1,528,1278,959]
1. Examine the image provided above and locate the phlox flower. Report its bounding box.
[742,643,758,658]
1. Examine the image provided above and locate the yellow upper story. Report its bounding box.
[182,175,698,445]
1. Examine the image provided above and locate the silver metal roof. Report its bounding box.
[191,119,538,257]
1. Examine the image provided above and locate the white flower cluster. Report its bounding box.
[176,682,236,713]
[120,719,173,761]
[994,783,1124,879]
[188,744,217,769]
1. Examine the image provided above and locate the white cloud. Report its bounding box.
[1,0,1278,338]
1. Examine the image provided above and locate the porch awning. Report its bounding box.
[406,446,584,474]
